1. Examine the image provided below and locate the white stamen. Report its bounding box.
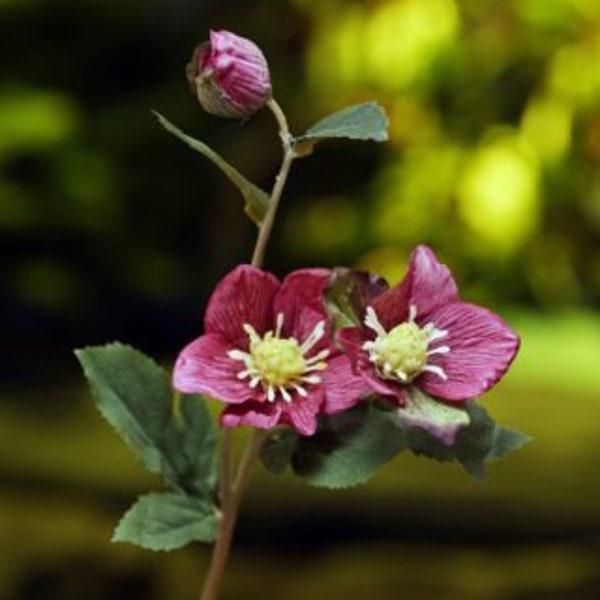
[300,320,326,353]
[301,375,321,384]
[408,304,418,322]
[428,345,450,356]
[364,306,387,337]
[426,326,448,342]
[422,364,448,380]
[305,349,330,364]
[267,385,275,402]
[294,384,308,397]
[275,312,284,337]
[383,362,393,375]
[237,370,251,380]
[243,323,261,346]
[228,349,250,361]
[395,369,408,381]
[249,377,260,388]
[279,386,292,403]
[304,362,327,373]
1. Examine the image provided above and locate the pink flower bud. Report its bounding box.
[186,30,272,118]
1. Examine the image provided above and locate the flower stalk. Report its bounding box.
[199,97,297,600]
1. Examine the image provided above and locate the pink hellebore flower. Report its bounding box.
[338,246,520,405]
[173,265,367,436]
[186,30,272,118]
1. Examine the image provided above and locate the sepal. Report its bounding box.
[404,399,532,480]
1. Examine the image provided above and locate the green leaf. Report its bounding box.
[162,394,217,498]
[75,343,217,498]
[292,403,406,489]
[293,102,389,156]
[487,425,533,461]
[406,400,532,480]
[113,492,218,551]
[260,428,299,474]
[325,267,389,329]
[153,111,270,225]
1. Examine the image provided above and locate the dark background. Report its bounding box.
[1,0,599,598]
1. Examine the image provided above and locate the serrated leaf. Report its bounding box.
[293,102,389,156]
[292,403,406,489]
[406,400,532,480]
[260,428,299,474]
[75,343,217,498]
[325,267,389,329]
[153,111,270,225]
[162,394,217,498]
[113,492,218,551]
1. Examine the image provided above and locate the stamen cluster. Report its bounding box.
[362,305,450,383]
[228,314,329,403]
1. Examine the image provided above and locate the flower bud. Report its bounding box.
[186,30,272,119]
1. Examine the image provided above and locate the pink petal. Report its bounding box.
[281,388,324,436]
[273,268,331,352]
[418,302,520,401]
[221,401,282,430]
[204,264,279,347]
[336,326,367,372]
[372,245,459,330]
[172,334,252,404]
[209,30,271,113]
[322,354,370,414]
[337,327,408,406]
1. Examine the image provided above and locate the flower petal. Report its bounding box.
[337,327,408,405]
[172,333,252,403]
[274,268,331,352]
[282,388,324,436]
[371,245,459,329]
[418,302,520,401]
[221,401,282,430]
[322,354,370,414]
[204,264,279,346]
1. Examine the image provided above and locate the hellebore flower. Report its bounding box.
[173,265,367,436]
[338,245,520,406]
[186,30,271,118]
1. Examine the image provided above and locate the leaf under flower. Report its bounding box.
[405,400,532,480]
[398,388,470,446]
[75,343,217,499]
[113,492,218,551]
[290,402,407,489]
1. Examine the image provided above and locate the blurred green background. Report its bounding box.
[1,0,599,598]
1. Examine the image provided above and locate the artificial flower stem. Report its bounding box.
[200,98,295,600]
[251,98,295,268]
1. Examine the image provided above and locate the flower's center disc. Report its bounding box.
[251,336,306,387]
[373,322,429,380]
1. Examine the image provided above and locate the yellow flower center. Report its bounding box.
[228,313,329,402]
[363,305,450,383]
[373,322,429,380]
[250,335,306,387]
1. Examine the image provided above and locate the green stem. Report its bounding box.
[199,98,296,600]
[251,98,295,268]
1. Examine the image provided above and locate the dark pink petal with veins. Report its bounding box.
[172,333,252,403]
[204,264,279,348]
[418,302,520,401]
